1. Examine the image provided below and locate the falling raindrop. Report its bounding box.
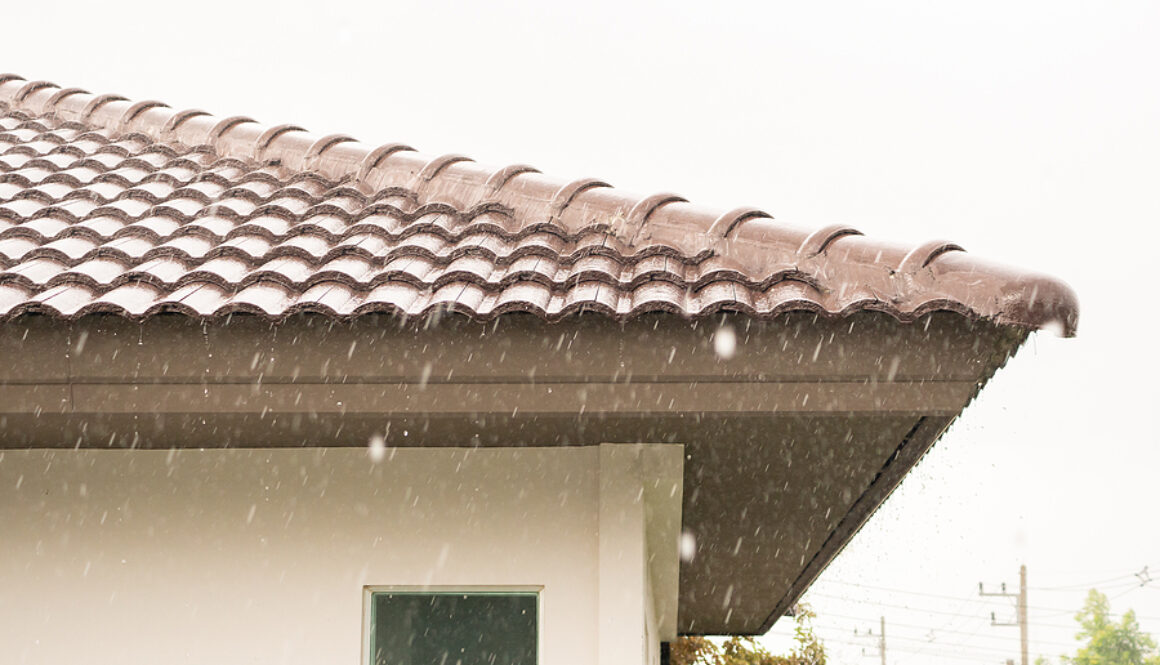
[368,433,386,463]
[885,355,901,382]
[713,325,736,360]
[680,529,697,562]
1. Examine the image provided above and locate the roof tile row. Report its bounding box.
[0,75,1079,333]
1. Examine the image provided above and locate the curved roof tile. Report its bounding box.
[0,74,1078,334]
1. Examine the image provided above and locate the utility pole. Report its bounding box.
[980,564,1029,665]
[879,615,887,665]
[853,617,887,664]
[1019,565,1029,665]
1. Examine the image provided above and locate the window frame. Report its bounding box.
[361,585,543,665]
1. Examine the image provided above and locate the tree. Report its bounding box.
[1061,589,1160,665]
[670,605,826,665]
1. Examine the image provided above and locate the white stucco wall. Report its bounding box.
[0,444,680,665]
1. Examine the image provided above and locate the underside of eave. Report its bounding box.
[748,326,1031,635]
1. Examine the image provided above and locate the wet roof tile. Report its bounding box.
[0,75,1078,333]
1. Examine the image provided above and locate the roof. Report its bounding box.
[0,75,1078,335]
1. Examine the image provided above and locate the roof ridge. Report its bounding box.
[0,74,1079,335]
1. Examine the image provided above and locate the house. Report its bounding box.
[0,74,1078,665]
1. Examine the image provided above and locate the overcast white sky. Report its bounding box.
[5,1,1158,663]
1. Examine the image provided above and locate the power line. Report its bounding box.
[803,567,1158,665]
[821,564,1160,599]
[1033,582,1159,620]
[1029,564,1159,591]
[808,615,1078,650]
[823,635,1019,663]
[892,594,1005,665]
[808,617,1078,652]
[818,614,987,638]
[893,619,994,665]
[816,577,1125,616]
[807,592,1051,623]
[1033,579,1142,594]
[857,629,1029,655]
[801,566,1160,664]
[811,625,1076,655]
[815,578,994,603]
[807,589,993,613]
[805,591,1102,631]
[825,631,1067,659]
[810,579,1160,623]
[1108,583,1157,603]
[1032,579,1138,592]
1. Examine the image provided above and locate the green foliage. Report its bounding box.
[1061,590,1160,665]
[670,605,826,665]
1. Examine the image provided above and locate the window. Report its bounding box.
[365,590,538,665]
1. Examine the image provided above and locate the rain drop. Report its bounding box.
[368,433,386,463]
[680,529,697,562]
[713,325,736,360]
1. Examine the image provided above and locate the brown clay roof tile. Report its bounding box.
[0,75,1078,334]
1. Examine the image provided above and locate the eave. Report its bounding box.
[0,310,1026,634]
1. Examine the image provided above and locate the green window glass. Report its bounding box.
[368,592,538,665]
